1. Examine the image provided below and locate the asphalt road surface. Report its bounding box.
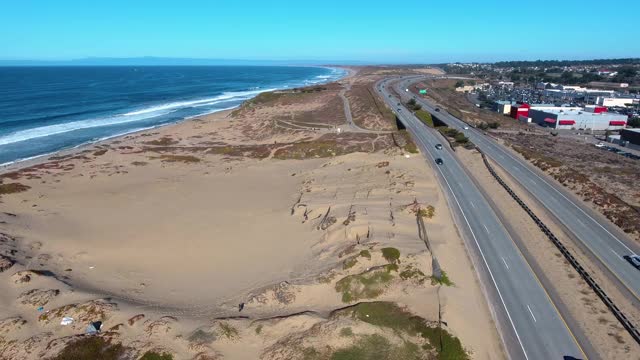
[377,79,585,360]
[395,77,640,304]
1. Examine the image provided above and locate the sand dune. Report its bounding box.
[0,71,503,359]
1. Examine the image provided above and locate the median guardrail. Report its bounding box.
[479,150,640,345]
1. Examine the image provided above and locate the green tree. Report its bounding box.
[454,80,464,88]
[560,71,575,84]
[614,66,638,82]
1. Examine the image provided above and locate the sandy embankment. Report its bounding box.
[0,70,503,359]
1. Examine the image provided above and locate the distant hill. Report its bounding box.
[492,58,640,68]
[0,57,371,66]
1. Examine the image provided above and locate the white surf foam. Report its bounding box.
[0,89,275,147]
[0,68,345,152]
[123,88,275,116]
[0,110,175,146]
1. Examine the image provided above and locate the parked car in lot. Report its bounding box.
[435,144,443,150]
[435,158,443,165]
[623,254,640,270]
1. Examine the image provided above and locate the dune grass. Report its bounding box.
[0,182,30,195]
[219,322,239,339]
[343,257,358,270]
[335,270,393,303]
[157,154,201,163]
[145,136,178,146]
[431,270,454,287]
[381,247,400,264]
[52,336,127,360]
[140,351,173,360]
[331,334,421,360]
[399,266,426,282]
[336,302,468,360]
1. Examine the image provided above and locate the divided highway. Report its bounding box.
[395,77,640,303]
[377,79,585,359]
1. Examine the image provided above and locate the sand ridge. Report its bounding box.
[0,69,502,359]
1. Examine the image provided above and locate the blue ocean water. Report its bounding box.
[0,66,345,165]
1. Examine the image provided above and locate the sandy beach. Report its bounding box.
[0,67,503,359]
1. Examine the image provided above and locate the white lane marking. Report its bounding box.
[481,131,634,254]
[611,248,621,258]
[402,127,531,360]
[527,305,537,322]
[502,257,509,269]
[483,224,490,234]
[470,200,476,209]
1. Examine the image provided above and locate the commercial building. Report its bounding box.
[510,103,530,119]
[596,97,637,108]
[528,108,628,130]
[495,100,514,115]
[584,105,608,113]
[509,103,575,119]
[621,129,640,146]
[455,83,490,93]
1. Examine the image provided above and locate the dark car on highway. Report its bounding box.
[623,255,640,270]
[435,108,440,112]
[435,158,443,165]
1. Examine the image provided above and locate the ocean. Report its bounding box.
[0,66,345,166]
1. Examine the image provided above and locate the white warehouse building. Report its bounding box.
[596,97,638,108]
[528,108,628,130]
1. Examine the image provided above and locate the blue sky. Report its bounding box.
[1,0,638,63]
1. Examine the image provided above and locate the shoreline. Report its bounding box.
[0,66,353,173]
[0,65,506,359]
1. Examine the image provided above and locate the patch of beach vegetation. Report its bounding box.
[145,136,179,146]
[339,327,353,337]
[393,130,419,154]
[140,351,174,360]
[381,247,400,264]
[335,268,394,303]
[53,336,128,360]
[333,302,468,360]
[0,182,31,195]
[400,266,427,284]
[431,270,454,287]
[346,83,397,131]
[273,133,395,160]
[156,154,201,163]
[218,322,239,340]
[342,250,373,270]
[342,257,358,270]
[417,205,435,219]
[332,334,422,360]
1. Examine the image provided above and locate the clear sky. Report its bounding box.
[1,0,638,63]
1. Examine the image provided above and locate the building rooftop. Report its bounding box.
[531,108,624,116]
